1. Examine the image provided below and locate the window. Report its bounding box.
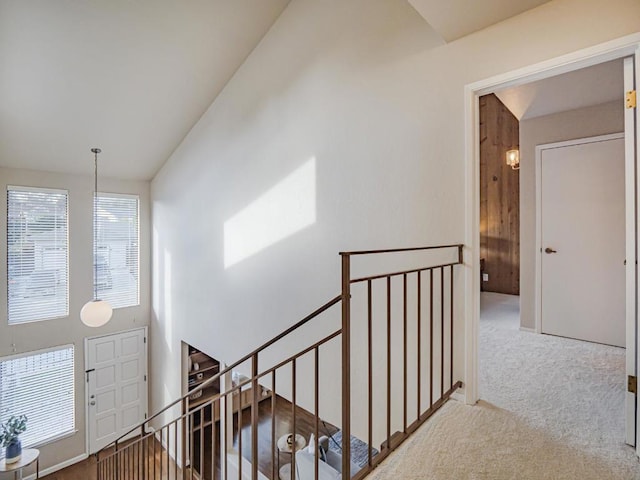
[0,345,75,448]
[95,193,139,308]
[7,186,69,324]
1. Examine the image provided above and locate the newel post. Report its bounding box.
[341,253,351,480]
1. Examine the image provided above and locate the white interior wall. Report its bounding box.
[150,0,640,447]
[0,167,151,471]
[519,100,624,329]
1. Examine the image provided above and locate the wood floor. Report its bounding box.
[41,395,337,480]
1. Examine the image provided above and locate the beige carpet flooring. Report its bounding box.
[368,293,640,480]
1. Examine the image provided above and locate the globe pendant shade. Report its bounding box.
[80,299,113,327]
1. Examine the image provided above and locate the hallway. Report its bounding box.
[479,292,636,478]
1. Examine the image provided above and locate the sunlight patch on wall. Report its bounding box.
[152,226,160,315]
[163,248,173,352]
[224,158,317,268]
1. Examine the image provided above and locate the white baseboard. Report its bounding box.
[519,326,536,333]
[22,452,88,480]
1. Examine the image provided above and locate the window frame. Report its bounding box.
[94,191,140,309]
[6,185,70,324]
[0,344,76,450]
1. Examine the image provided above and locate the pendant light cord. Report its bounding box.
[92,148,101,301]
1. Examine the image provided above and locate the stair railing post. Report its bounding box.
[341,253,351,480]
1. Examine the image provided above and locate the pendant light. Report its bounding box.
[80,148,113,327]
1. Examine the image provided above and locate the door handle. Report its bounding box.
[544,247,557,254]
[90,401,96,406]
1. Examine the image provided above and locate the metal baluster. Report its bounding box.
[430,269,434,408]
[174,421,178,480]
[386,276,391,448]
[450,264,454,390]
[271,370,277,480]
[251,354,259,480]
[200,407,205,480]
[403,273,407,432]
[367,279,373,468]
[153,425,157,480]
[158,428,162,478]
[315,346,320,480]
[291,359,296,480]
[212,402,216,480]
[441,267,445,399]
[224,394,228,480]
[238,397,242,480]
[181,399,187,480]
[417,271,422,418]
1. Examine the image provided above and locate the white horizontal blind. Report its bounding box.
[7,187,69,324]
[95,194,139,308]
[0,345,75,449]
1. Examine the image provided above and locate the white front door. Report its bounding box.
[540,135,626,347]
[86,328,148,454]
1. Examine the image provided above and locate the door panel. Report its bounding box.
[541,136,625,347]
[86,328,147,454]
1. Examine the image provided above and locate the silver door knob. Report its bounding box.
[544,247,557,254]
[90,401,96,406]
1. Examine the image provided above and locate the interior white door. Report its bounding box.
[540,135,625,347]
[86,327,148,454]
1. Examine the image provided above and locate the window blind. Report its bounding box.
[0,345,75,449]
[95,194,139,308]
[7,187,69,324]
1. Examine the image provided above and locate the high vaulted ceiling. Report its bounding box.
[0,0,290,180]
[1,0,557,181]
[408,0,551,42]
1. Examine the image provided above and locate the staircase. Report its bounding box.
[96,245,464,480]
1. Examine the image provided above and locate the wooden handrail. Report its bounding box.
[339,243,463,256]
[350,260,462,284]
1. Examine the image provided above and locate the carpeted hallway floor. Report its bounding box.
[369,292,640,479]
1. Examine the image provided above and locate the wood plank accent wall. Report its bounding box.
[480,94,520,295]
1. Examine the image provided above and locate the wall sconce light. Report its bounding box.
[506,149,520,170]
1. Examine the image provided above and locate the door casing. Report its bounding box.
[463,33,640,445]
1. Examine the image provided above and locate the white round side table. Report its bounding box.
[277,433,306,454]
[276,433,306,474]
[0,448,39,480]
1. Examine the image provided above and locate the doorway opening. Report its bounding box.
[470,37,639,471]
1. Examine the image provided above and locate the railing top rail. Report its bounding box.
[350,260,461,284]
[339,243,463,256]
[99,293,342,455]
